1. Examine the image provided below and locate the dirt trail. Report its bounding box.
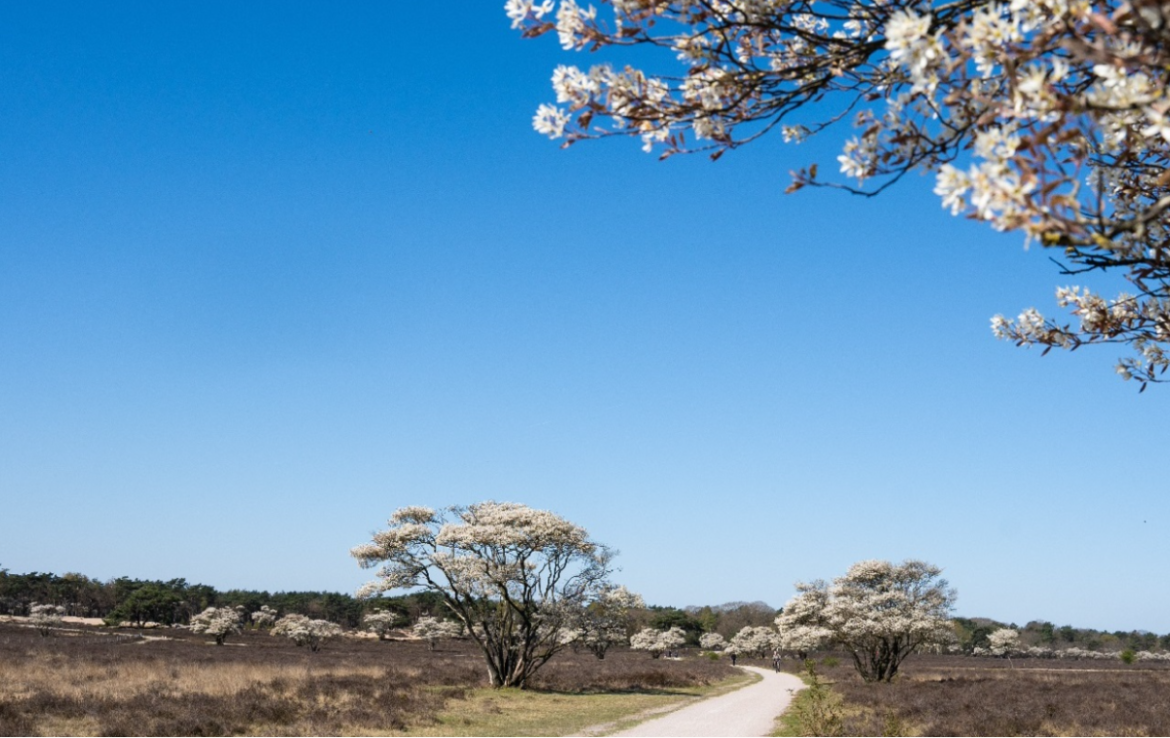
[606,666,805,737]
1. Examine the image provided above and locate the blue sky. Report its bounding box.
[2,2,1167,632]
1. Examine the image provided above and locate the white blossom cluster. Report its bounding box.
[561,585,644,659]
[28,603,66,637]
[777,559,955,682]
[189,606,243,646]
[363,609,405,640]
[250,605,277,629]
[630,625,687,658]
[271,614,343,652]
[729,625,780,657]
[969,640,1170,660]
[986,627,1021,656]
[411,615,464,649]
[511,0,1170,386]
[698,632,727,651]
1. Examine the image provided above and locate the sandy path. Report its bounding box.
[608,666,805,737]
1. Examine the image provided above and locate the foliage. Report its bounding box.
[188,606,243,646]
[647,606,706,644]
[271,614,343,652]
[352,502,614,688]
[511,0,1170,386]
[780,559,956,682]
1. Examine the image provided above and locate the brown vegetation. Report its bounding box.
[784,654,1170,736]
[0,620,735,736]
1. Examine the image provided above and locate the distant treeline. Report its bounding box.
[0,568,446,629]
[6,567,1161,651]
[953,616,1170,654]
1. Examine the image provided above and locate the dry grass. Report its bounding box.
[0,621,736,736]
[780,654,1170,736]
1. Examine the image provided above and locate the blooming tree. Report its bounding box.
[29,603,65,637]
[250,605,277,629]
[351,502,614,688]
[988,627,1021,656]
[775,584,834,660]
[189,606,243,646]
[412,615,464,650]
[779,559,956,682]
[511,0,1170,387]
[364,609,406,640]
[630,625,687,658]
[271,614,343,652]
[730,625,780,657]
[699,632,727,651]
[563,585,645,659]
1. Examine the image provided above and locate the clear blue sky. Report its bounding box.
[2,2,1166,633]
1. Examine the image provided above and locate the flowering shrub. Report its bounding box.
[352,502,614,688]
[778,560,955,682]
[988,628,1021,656]
[189,607,242,646]
[562,585,644,659]
[630,626,686,658]
[511,0,1170,387]
[411,615,463,650]
[28,603,65,637]
[250,605,277,629]
[730,625,780,658]
[271,614,343,652]
[364,610,405,640]
[699,632,727,651]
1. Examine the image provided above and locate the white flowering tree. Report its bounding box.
[412,615,464,650]
[250,605,277,629]
[364,609,406,641]
[189,606,243,646]
[511,0,1170,387]
[29,603,66,637]
[988,627,1021,656]
[775,584,834,660]
[630,625,687,658]
[351,502,614,688]
[699,632,727,651]
[779,559,955,682]
[730,625,780,657]
[563,585,645,659]
[271,614,343,652]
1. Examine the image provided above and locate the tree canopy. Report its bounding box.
[511,0,1170,387]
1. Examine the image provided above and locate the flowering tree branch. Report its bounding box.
[511,0,1170,387]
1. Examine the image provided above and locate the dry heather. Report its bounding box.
[789,654,1170,736]
[0,621,733,736]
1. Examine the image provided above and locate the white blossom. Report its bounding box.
[272,614,343,652]
[189,606,242,646]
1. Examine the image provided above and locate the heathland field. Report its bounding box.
[777,655,1170,737]
[0,618,738,737]
[7,617,1170,736]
